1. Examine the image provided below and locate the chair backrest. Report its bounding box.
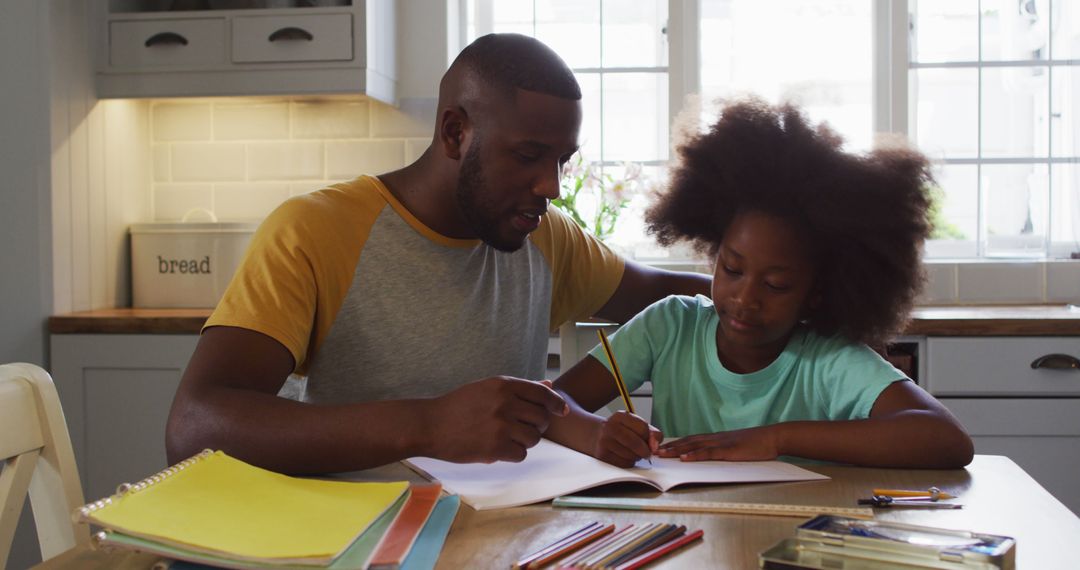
[0,363,90,567]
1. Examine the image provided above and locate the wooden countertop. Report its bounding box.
[48,305,1080,335]
[48,308,212,334]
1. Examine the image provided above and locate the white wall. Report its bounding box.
[1,4,56,568]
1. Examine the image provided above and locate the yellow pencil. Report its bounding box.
[597,330,653,465]
[872,487,955,501]
[597,329,634,414]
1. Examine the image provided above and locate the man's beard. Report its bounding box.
[455,138,526,252]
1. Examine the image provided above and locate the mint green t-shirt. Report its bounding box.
[587,295,906,438]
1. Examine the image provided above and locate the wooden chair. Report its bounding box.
[0,363,90,567]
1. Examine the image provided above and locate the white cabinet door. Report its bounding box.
[51,334,198,501]
[940,397,1080,516]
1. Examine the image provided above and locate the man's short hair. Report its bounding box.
[452,33,581,100]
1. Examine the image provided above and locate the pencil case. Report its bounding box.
[758,514,1015,569]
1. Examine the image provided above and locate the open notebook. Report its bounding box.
[76,450,409,566]
[406,439,829,510]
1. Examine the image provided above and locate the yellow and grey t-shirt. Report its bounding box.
[205,175,624,404]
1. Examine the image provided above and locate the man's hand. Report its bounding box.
[591,411,662,468]
[425,377,569,464]
[656,426,780,462]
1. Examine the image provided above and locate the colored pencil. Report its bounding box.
[590,523,673,569]
[576,524,656,568]
[612,529,704,570]
[558,525,639,568]
[526,524,615,569]
[604,525,686,568]
[513,522,601,569]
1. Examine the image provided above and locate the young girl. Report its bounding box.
[544,98,974,469]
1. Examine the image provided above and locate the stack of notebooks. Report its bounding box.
[75,450,459,570]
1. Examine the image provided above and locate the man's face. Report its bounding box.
[454,89,582,252]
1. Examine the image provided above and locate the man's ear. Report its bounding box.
[438,106,469,160]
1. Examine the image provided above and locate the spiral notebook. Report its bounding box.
[76,450,409,566]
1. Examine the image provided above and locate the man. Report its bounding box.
[165,33,710,474]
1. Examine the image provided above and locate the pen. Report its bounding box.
[596,329,653,465]
[872,487,955,501]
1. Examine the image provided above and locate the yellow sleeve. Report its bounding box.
[204,178,385,374]
[532,206,626,330]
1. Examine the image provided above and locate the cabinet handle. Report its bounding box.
[1030,353,1080,370]
[144,32,189,47]
[268,27,314,42]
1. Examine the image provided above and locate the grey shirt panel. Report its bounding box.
[301,207,553,403]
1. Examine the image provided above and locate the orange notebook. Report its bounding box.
[368,483,443,570]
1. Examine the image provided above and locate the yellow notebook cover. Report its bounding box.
[76,450,409,565]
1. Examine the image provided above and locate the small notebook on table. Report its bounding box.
[406,439,828,511]
[76,450,411,568]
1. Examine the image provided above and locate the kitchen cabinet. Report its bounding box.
[925,337,1080,515]
[50,333,197,501]
[96,0,396,101]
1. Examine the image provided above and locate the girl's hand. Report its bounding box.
[592,411,663,468]
[656,426,781,462]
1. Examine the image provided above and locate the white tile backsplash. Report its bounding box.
[1046,261,1080,303]
[293,101,370,139]
[214,102,290,140]
[326,140,405,179]
[214,183,291,220]
[370,98,433,138]
[154,183,213,221]
[150,97,421,222]
[919,262,958,304]
[171,143,246,182]
[957,262,1046,303]
[152,102,212,141]
[152,144,170,182]
[247,142,324,180]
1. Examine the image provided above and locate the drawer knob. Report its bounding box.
[145,32,189,48]
[1030,354,1080,370]
[268,27,314,42]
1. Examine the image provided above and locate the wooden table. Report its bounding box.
[37,455,1080,569]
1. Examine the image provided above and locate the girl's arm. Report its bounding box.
[658,381,974,469]
[545,356,662,468]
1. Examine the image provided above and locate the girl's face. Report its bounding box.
[711,210,818,373]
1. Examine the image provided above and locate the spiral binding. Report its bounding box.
[76,449,215,519]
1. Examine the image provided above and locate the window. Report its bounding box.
[911,0,1080,258]
[466,0,676,259]
[465,0,1080,260]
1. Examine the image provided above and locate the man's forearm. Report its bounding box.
[774,412,974,468]
[166,386,436,474]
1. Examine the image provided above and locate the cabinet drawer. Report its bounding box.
[110,19,227,68]
[232,14,353,63]
[927,337,1080,396]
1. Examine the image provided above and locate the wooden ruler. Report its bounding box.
[552,496,875,520]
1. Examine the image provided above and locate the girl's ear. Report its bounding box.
[437,106,469,160]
